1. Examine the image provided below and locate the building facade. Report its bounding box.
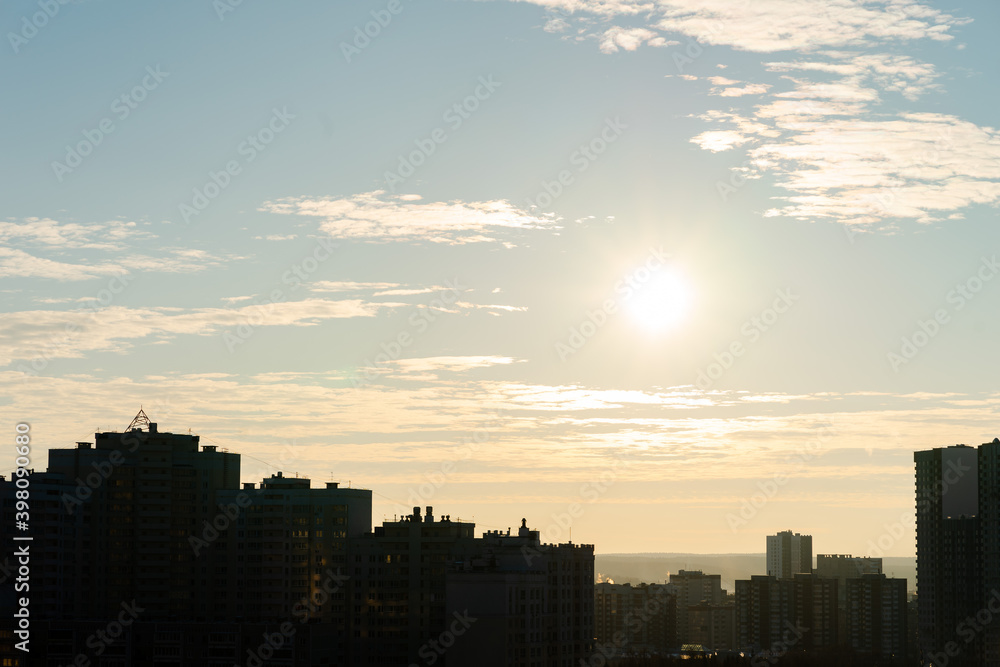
[735,574,838,653]
[766,530,813,580]
[2,414,595,667]
[845,574,907,660]
[913,441,984,667]
[669,570,723,645]
[594,582,677,657]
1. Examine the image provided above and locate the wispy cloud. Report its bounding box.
[0,300,394,366]
[598,26,669,53]
[0,218,153,250]
[260,191,558,245]
[0,218,233,281]
[523,0,989,229]
[516,0,966,53]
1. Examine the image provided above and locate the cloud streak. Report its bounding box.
[261,191,558,245]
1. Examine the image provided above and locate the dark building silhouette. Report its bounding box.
[213,472,371,626]
[845,573,907,660]
[45,417,240,621]
[594,582,677,657]
[688,600,736,651]
[349,511,594,665]
[669,569,724,645]
[0,412,595,666]
[915,441,1000,667]
[735,573,838,653]
[815,554,883,641]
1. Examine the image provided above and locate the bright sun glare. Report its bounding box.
[626,269,693,333]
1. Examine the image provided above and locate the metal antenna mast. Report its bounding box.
[126,407,151,431]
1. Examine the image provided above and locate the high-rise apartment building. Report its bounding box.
[735,573,838,652]
[349,511,595,666]
[816,554,884,640]
[766,530,812,579]
[914,441,1000,667]
[45,415,240,621]
[688,601,736,650]
[213,472,371,627]
[594,582,677,655]
[845,574,907,660]
[1,412,595,667]
[668,570,724,645]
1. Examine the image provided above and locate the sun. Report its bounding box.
[625,269,693,333]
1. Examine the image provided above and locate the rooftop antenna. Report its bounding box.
[126,407,151,432]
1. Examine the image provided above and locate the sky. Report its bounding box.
[1,0,999,557]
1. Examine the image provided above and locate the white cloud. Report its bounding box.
[309,281,403,293]
[716,83,771,97]
[515,0,966,53]
[517,0,990,227]
[0,218,232,281]
[690,130,752,152]
[0,218,152,250]
[750,112,1000,224]
[261,191,558,245]
[381,356,520,380]
[687,52,1000,226]
[598,26,664,53]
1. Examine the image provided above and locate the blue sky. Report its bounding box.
[2,0,999,555]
